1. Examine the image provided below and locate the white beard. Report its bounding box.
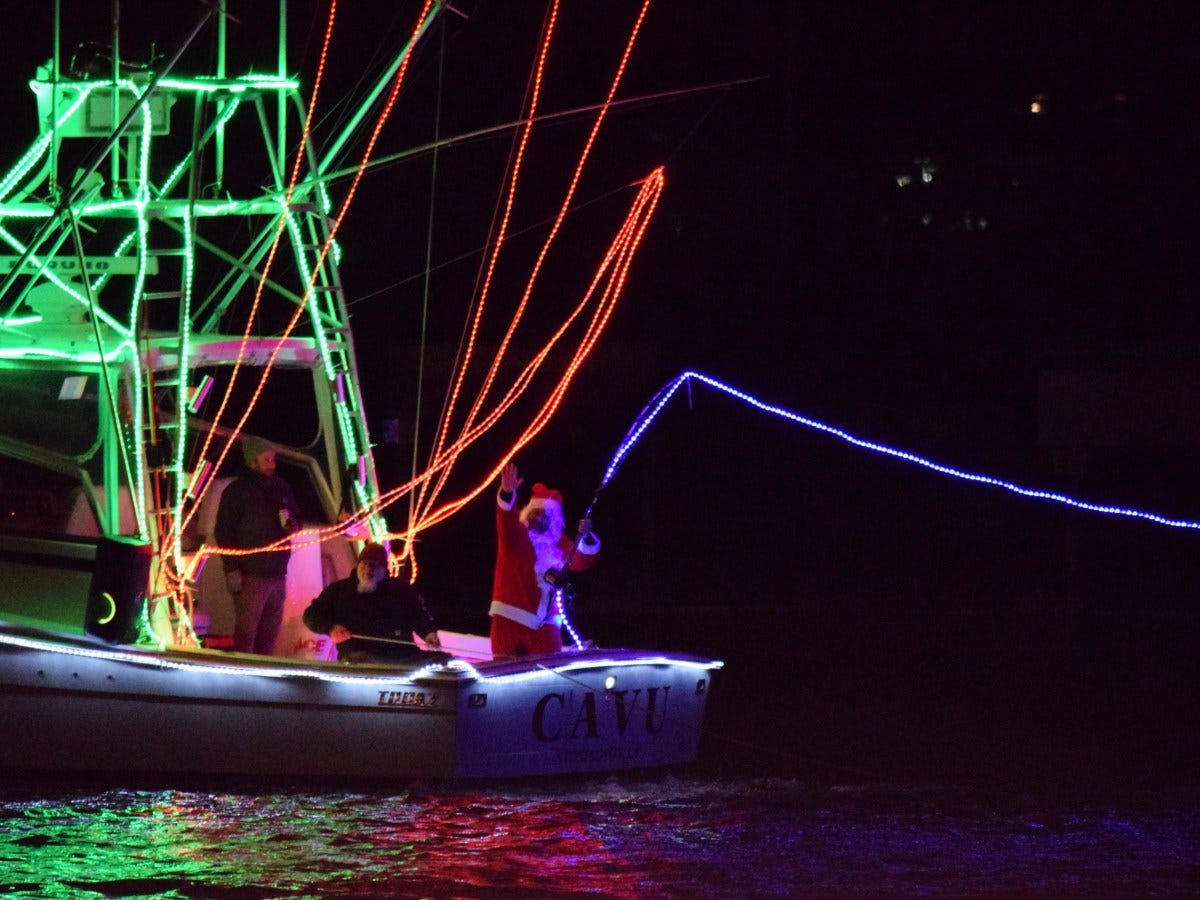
[530,532,566,575]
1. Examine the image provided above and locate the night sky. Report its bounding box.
[5,1,1200,627]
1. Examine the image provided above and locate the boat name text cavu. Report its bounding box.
[533,686,670,741]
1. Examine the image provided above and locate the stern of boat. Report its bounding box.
[451,649,722,778]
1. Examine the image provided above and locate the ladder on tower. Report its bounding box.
[140,216,197,551]
[291,203,380,522]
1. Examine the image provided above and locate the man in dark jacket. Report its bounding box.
[214,436,301,654]
[303,542,445,663]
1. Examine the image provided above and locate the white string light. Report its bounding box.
[0,629,719,685]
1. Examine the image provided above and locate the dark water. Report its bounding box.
[1,775,1197,898]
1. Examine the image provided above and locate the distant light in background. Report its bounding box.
[961,213,988,232]
[1030,92,1047,114]
[896,157,936,187]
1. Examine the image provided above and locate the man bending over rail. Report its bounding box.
[304,543,445,664]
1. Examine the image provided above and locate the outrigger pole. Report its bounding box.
[314,0,445,179]
[299,77,764,192]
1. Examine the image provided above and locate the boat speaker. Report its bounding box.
[84,536,153,644]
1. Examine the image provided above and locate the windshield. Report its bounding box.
[0,368,101,459]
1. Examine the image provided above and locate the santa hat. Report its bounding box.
[529,483,562,506]
[521,483,565,531]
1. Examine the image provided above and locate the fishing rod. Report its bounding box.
[566,373,686,552]
[545,374,694,646]
[344,632,461,653]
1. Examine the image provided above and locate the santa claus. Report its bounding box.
[490,462,600,657]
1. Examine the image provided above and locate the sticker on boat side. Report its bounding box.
[376,690,438,709]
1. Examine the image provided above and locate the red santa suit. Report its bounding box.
[490,483,599,657]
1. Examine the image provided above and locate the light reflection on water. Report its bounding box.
[0,777,1196,897]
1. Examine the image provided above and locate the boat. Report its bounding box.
[0,621,717,779]
[0,1,721,780]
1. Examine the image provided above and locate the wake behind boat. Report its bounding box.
[0,1,720,780]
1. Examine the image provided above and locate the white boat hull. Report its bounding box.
[0,623,720,780]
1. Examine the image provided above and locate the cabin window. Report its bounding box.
[0,368,100,458]
[0,458,81,535]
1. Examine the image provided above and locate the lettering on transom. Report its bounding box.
[531,685,671,742]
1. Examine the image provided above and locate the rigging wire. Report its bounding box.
[307,77,764,191]
[344,176,666,309]
[440,0,653,516]
[307,7,427,175]
[399,0,661,577]
[411,0,547,500]
[340,72,762,314]
[659,84,734,170]
[406,14,447,549]
[405,0,563,556]
[371,168,664,566]
[200,3,666,578]
[186,6,454,583]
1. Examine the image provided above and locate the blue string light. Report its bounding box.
[600,371,1200,531]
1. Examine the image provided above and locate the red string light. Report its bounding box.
[199,2,666,585]
[197,0,434,567]
[403,0,656,568]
